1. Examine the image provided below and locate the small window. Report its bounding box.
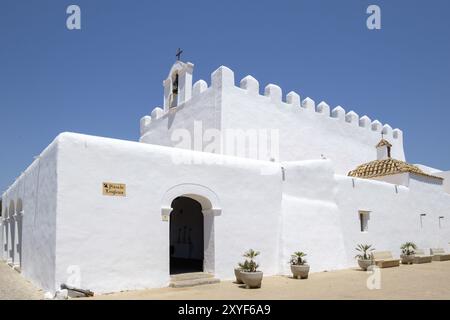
[359,211,370,232]
[420,214,427,229]
[439,216,444,229]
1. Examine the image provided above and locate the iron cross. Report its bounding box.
[176,48,183,61]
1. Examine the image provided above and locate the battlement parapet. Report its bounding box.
[141,64,403,142]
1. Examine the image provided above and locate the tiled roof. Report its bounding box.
[348,158,444,180]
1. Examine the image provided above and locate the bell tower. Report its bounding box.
[163,50,194,112]
[376,138,392,160]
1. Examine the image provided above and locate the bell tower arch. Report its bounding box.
[163,60,194,112]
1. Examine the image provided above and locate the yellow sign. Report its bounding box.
[102,182,126,197]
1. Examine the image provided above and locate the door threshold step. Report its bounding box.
[170,272,215,281]
[169,277,220,288]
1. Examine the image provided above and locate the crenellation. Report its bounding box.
[192,80,208,97]
[371,120,382,132]
[316,101,330,116]
[331,106,346,120]
[142,64,403,144]
[211,65,235,89]
[359,115,371,128]
[302,97,315,111]
[151,107,164,120]
[240,75,259,95]
[286,91,301,107]
[264,84,282,103]
[140,116,152,136]
[382,124,393,136]
[393,128,403,140]
[345,111,359,126]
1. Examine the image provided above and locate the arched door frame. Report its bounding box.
[161,184,221,274]
[161,184,222,218]
[1,201,7,261]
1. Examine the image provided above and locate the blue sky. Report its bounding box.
[1,0,450,192]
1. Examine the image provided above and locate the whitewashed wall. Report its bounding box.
[55,134,449,294]
[2,132,449,295]
[2,62,447,295]
[54,133,282,294]
[140,65,405,176]
[1,202,5,262]
[140,87,218,148]
[279,160,450,273]
[336,174,450,267]
[434,171,450,194]
[279,160,347,274]
[1,139,58,292]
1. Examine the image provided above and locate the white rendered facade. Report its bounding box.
[1,61,449,294]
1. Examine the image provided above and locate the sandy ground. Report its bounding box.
[0,262,43,300]
[89,261,450,300]
[1,260,449,300]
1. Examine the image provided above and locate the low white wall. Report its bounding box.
[336,175,450,266]
[434,171,450,194]
[280,159,450,272]
[372,173,409,186]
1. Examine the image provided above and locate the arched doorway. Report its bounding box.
[16,199,23,268]
[170,72,179,108]
[2,204,8,261]
[9,201,15,263]
[170,197,204,274]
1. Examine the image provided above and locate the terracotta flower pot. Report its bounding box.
[290,264,310,279]
[357,259,374,271]
[234,268,244,284]
[240,271,263,289]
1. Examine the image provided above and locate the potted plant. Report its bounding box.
[400,242,417,265]
[234,266,243,284]
[355,244,375,271]
[290,251,310,279]
[238,249,263,289]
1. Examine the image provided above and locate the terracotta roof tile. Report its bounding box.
[348,158,444,181]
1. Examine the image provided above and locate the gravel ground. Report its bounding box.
[0,261,43,300]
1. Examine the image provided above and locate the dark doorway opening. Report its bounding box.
[170,197,204,275]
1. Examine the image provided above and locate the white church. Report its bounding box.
[1,60,450,294]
